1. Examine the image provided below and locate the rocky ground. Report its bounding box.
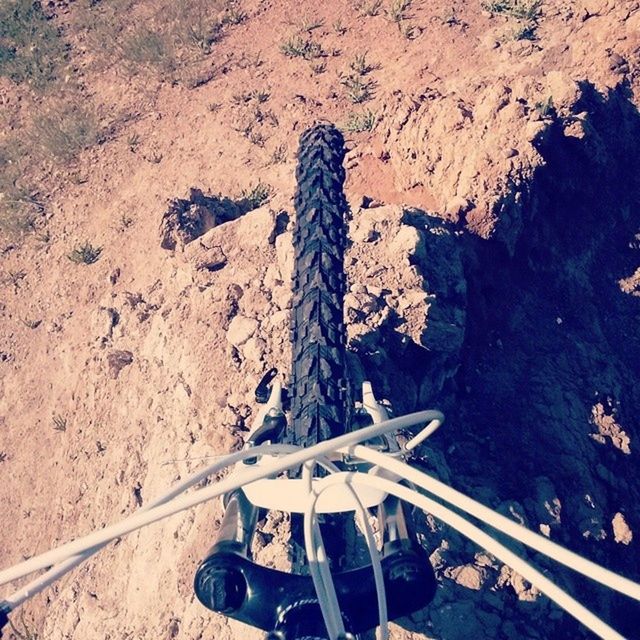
[1,0,640,639]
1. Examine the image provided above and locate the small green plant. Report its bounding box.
[358,0,384,17]
[343,109,377,132]
[511,22,536,40]
[232,91,252,105]
[145,147,163,164]
[127,133,141,152]
[280,35,324,59]
[310,61,327,74]
[232,89,270,104]
[333,19,347,35]
[207,101,222,112]
[52,414,67,432]
[119,213,135,230]
[340,50,376,104]
[386,0,412,29]
[5,270,26,291]
[248,129,267,147]
[482,0,542,40]
[296,15,324,33]
[68,241,103,265]
[35,229,51,244]
[340,74,374,104]
[0,137,42,236]
[534,95,554,117]
[222,1,248,26]
[252,89,270,103]
[441,12,463,26]
[21,318,42,329]
[270,144,287,164]
[482,0,541,20]
[349,52,374,75]
[236,51,264,69]
[0,451,7,463]
[176,1,224,55]
[239,182,272,210]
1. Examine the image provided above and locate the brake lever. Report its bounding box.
[255,368,278,404]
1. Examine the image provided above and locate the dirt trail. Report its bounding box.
[1,1,640,639]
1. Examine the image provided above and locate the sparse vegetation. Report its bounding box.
[119,27,176,73]
[68,241,103,265]
[35,229,51,244]
[270,144,287,164]
[4,270,26,292]
[310,61,327,74]
[349,52,374,75]
[21,318,42,329]
[232,89,270,104]
[29,103,99,162]
[482,0,542,40]
[441,11,464,27]
[247,129,267,147]
[144,147,163,164]
[296,15,324,33]
[511,22,535,40]
[52,414,67,432]
[342,109,378,132]
[340,53,376,104]
[236,51,264,69]
[333,19,347,35]
[0,0,68,89]
[280,35,324,59]
[77,0,239,82]
[0,451,7,463]
[534,95,555,117]
[239,182,272,210]
[385,0,417,37]
[386,0,412,25]
[357,0,384,17]
[127,133,141,153]
[0,138,44,236]
[118,213,135,231]
[482,0,542,21]
[342,75,374,103]
[222,1,248,26]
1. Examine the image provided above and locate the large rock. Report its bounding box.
[226,315,258,347]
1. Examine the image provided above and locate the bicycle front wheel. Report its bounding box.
[289,124,349,448]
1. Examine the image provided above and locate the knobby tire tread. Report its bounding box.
[290,124,349,448]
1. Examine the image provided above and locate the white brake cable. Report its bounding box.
[302,459,345,639]
[351,445,640,602]
[303,463,388,640]
[1,409,638,640]
[314,470,626,640]
[402,418,442,452]
[0,410,443,587]
[1,443,296,608]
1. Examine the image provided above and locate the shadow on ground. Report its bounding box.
[354,82,640,639]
